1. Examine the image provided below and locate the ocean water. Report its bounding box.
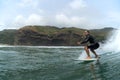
[0,46,120,80]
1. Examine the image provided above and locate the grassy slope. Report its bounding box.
[0,29,17,45]
[0,25,115,45]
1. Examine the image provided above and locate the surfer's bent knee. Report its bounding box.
[84,46,88,50]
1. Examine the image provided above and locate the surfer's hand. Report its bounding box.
[77,42,81,45]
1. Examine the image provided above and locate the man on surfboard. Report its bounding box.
[77,30,100,59]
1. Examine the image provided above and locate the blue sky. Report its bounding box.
[0,0,120,30]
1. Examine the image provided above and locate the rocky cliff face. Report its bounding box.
[0,29,17,45]
[15,28,51,45]
[15,26,83,46]
[0,25,115,46]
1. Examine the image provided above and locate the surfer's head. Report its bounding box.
[84,30,90,35]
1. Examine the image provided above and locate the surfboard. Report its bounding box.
[74,58,99,61]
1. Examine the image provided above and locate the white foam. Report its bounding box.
[103,29,120,53]
[0,45,84,49]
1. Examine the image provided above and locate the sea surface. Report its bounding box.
[0,46,120,80]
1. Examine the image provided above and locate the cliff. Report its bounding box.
[0,29,17,45]
[14,26,114,46]
[0,25,115,46]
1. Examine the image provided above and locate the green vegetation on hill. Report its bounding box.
[0,25,115,46]
[0,29,17,45]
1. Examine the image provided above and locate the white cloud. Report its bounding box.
[107,11,120,22]
[11,0,103,29]
[55,14,70,26]
[14,15,26,26]
[12,14,46,29]
[55,13,96,28]
[69,0,86,9]
[26,14,45,25]
[0,22,5,30]
[1,0,115,30]
[12,13,95,29]
[53,0,105,29]
[19,0,39,8]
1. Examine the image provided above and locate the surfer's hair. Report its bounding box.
[85,30,90,33]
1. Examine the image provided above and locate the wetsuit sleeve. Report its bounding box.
[81,36,89,44]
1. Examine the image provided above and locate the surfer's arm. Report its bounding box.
[81,36,89,44]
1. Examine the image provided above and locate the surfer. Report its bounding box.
[77,30,100,59]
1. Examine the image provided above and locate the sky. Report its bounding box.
[0,0,120,30]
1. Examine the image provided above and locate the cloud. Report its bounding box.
[55,14,70,26]
[1,0,117,30]
[55,13,86,27]
[55,13,100,29]
[0,22,5,30]
[18,0,40,8]
[52,0,105,29]
[10,0,104,29]
[15,14,45,25]
[69,0,87,9]
[14,15,26,26]
[2,14,46,30]
[107,11,120,22]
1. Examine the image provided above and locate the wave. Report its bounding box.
[0,45,84,49]
[103,29,120,53]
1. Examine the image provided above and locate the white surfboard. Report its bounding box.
[74,58,99,61]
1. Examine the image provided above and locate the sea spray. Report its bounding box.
[78,51,87,59]
[103,29,120,53]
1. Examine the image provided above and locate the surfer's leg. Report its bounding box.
[90,49,98,58]
[84,46,91,59]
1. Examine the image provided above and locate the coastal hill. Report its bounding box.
[0,25,115,46]
[0,29,17,45]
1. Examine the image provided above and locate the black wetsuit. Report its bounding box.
[81,34,100,50]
